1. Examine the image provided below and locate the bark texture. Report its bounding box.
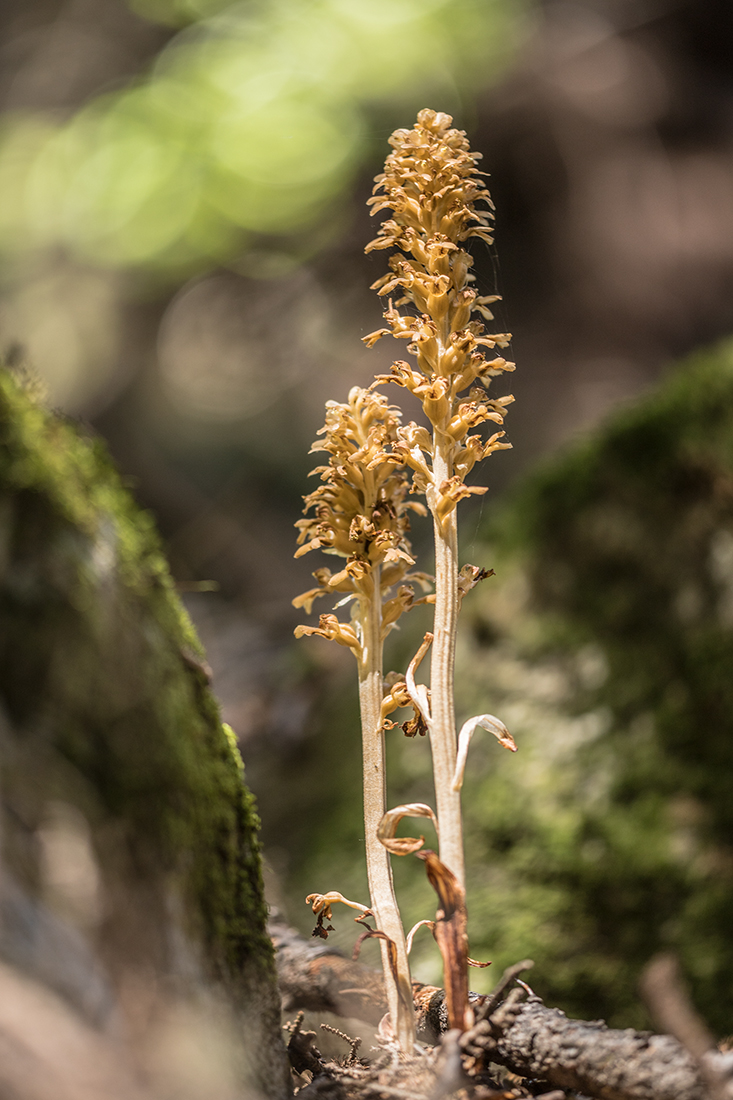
[0,368,289,1099]
[490,999,705,1100]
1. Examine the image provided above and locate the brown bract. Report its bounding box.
[377,802,439,856]
[416,849,473,1033]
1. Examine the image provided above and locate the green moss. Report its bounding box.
[0,368,285,1093]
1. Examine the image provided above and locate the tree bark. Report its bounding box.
[0,368,289,1099]
[489,999,705,1100]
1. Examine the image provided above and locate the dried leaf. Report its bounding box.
[415,849,473,1031]
[405,632,433,727]
[401,711,429,737]
[453,713,516,791]
[377,803,438,856]
[405,919,435,955]
[352,926,412,1013]
[312,911,335,940]
[379,672,430,736]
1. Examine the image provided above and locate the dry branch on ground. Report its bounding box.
[272,913,723,1100]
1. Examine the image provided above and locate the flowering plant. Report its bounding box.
[295,110,517,1051]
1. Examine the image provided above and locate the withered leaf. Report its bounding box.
[353,925,412,1013]
[377,803,438,856]
[416,849,472,1032]
[312,911,335,940]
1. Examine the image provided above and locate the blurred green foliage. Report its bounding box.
[0,0,525,275]
[276,341,733,1033]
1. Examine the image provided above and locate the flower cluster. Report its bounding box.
[293,386,428,658]
[363,108,515,525]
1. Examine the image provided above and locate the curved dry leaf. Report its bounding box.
[452,713,516,791]
[352,927,412,1013]
[377,803,438,856]
[385,836,426,856]
[405,633,433,726]
[405,919,436,955]
[380,673,430,736]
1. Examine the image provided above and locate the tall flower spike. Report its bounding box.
[296,110,516,1049]
[293,385,422,1051]
[364,109,515,890]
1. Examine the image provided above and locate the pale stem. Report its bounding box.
[358,566,415,1050]
[429,441,465,890]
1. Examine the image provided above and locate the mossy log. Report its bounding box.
[0,369,289,1098]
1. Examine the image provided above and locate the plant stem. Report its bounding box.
[429,440,465,890]
[358,567,415,1050]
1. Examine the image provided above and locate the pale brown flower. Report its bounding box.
[363,108,516,520]
[294,385,427,645]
